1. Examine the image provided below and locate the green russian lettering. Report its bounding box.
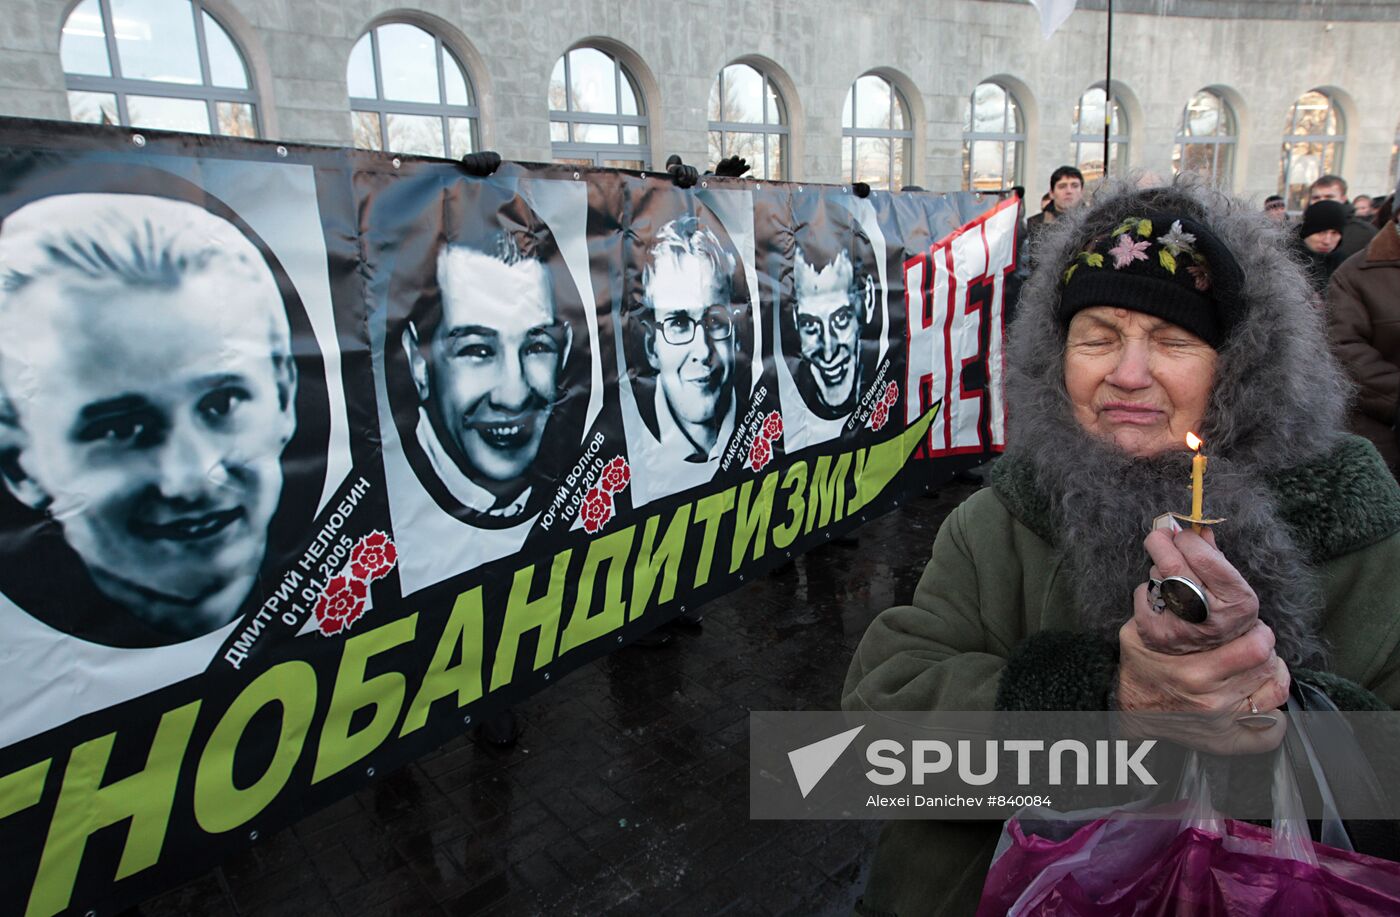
[805,452,852,533]
[28,701,200,917]
[559,525,636,655]
[312,615,417,784]
[691,487,737,588]
[771,461,809,550]
[195,661,316,833]
[489,550,572,691]
[731,472,779,571]
[631,504,691,619]
[401,589,486,736]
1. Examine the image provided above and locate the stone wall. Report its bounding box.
[2,0,1398,200]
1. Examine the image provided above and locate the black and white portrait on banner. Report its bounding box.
[0,157,342,745]
[615,184,761,507]
[374,170,600,595]
[771,192,891,453]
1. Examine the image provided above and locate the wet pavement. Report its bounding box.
[136,480,982,916]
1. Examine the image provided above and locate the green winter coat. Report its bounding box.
[841,435,1400,917]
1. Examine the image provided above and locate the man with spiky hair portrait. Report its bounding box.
[0,193,298,642]
[792,243,876,418]
[773,202,883,453]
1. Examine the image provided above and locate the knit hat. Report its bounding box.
[1057,212,1245,348]
[1299,200,1347,239]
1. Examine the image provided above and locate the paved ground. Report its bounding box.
[135,480,982,916]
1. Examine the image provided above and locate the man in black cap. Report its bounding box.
[1295,199,1349,295]
[1308,175,1377,261]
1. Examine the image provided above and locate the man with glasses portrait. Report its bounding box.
[640,215,739,464]
[622,214,746,505]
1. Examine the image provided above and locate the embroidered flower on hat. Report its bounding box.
[1108,233,1151,269]
[1156,220,1196,257]
[1111,217,1153,239]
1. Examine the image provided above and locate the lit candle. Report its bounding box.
[1186,432,1206,534]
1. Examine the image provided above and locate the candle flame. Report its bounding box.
[1186,432,1203,451]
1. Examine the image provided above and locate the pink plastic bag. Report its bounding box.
[977,710,1400,916]
[977,813,1400,916]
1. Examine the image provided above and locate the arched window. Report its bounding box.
[1071,86,1128,183]
[549,47,649,169]
[61,0,258,136]
[348,23,478,159]
[707,63,788,180]
[1280,90,1345,211]
[1391,118,1399,189]
[842,74,912,191]
[1173,90,1236,188]
[962,81,1024,191]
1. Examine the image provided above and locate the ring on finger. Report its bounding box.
[1147,576,1210,624]
[1237,691,1279,730]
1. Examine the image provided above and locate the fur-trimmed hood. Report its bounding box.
[1000,177,1358,667]
[1011,176,1350,468]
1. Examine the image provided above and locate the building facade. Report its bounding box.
[2,0,1398,204]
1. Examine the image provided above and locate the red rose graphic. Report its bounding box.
[747,435,773,472]
[869,403,890,431]
[761,411,783,441]
[580,487,615,534]
[314,576,368,636]
[883,381,899,406]
[350,531,398,582]
[599,455,631,494]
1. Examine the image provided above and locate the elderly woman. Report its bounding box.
[842,179,1400,916]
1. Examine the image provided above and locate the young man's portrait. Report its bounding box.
[618,210,753,507]
[791,244,875,418]
[773,196,884,451]
[640,216,740,462]
[376,173,594,595]
[401,228,570,520]
[0,193,298,643]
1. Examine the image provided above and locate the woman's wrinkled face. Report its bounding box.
[1064,307,1217,457]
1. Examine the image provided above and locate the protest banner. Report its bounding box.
[0,118,1017,915]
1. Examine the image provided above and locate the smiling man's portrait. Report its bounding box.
[638,216,740,464]
[399,195,570,522]
[793,245,875,417]
[616,211,753,507]
[0,193,298,642]
[781,224,879,425]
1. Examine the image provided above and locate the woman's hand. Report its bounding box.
[1135,527,1260,655]
[1118,615,1291,753]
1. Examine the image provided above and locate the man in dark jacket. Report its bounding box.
[1023,166,1083,271]
[1309,174,1378,261]
[1295,199,1349,295]
[1328,182,1400,474]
